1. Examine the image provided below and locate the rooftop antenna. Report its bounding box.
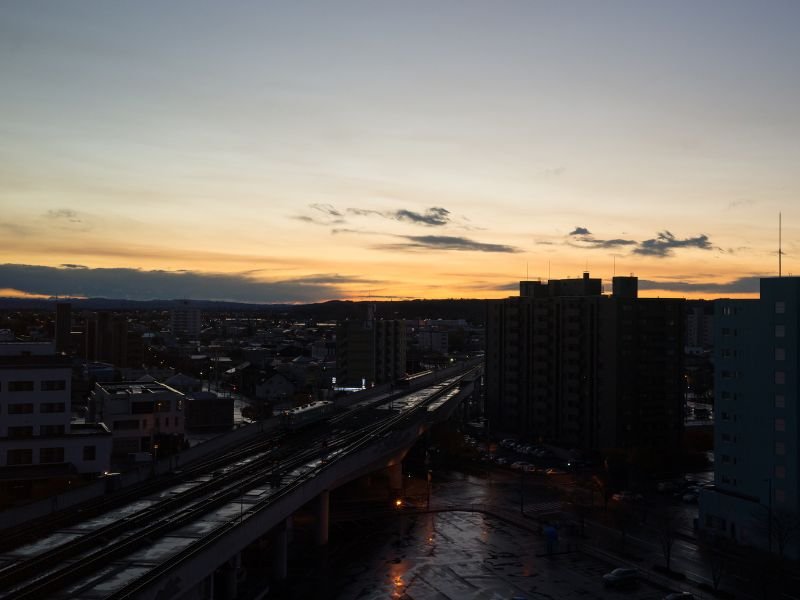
[548,261,551,281]
[779,212,782,277]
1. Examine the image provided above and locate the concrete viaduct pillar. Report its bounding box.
[388,462,403,495]
[316,490,330,546]
[272,518,289,581]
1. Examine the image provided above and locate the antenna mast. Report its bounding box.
[779,212,782,277]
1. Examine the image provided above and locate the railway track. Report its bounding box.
[0,368,478,599]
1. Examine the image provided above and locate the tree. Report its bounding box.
[654,507,681,572]
[769,508,800,560]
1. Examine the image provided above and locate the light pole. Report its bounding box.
[764,477,773,553]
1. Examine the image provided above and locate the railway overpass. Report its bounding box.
[0,364,482,600]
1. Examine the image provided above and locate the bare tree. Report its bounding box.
[654,507,681,572]
[770,508,800,560]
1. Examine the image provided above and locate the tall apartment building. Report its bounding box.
[55,302,72,353]
[0,342,111,503]
[84,312,143,368]
[171,300,202,339]
[699,277,800,558]
[486,273,684,452]
[336,316,406,388]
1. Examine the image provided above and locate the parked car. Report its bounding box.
[603,567,638,588]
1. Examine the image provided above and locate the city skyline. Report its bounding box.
[2,2,799,303]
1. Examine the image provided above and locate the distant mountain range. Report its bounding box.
[0,297,490,323]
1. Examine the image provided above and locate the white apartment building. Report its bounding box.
[91,380,185,457]
[0,342,112,484]
[699,277,800,558]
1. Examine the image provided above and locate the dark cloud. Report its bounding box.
[348,206,451,226]
[395,207,450,226]
[634,231,712,257]
[378,235,519,253]
[639,276,761,294]
[565,226,714,258]
[0,264,372,303]
[347,208,383,218]
[60,264,88,269]
[45,208,82,223]
[309,203,343,218]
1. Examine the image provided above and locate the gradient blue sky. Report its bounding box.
[1,1,798,302]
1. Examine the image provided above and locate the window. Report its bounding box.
[8,381,34,392]
[775,371,786,385]
[775,465,786,479]
[41,380,66,391]
[40,447,65,464]
[40,402,66,413]
[8,403,34,414]
[776,489,786,504]
[775,301,786,314]
[775,418,786,432]
[775,348,786,361]
[776,394,785,408]
[775,442,785,456]
[40,424,65,436]
[8,426,33,438]
[776,325,785,338]
[7,449,33,465]
[83,445,96,461]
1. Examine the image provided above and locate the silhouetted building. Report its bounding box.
[171,300,201,339]
[486,273,684,452]
[55,302,71,353]
[83,312,141,368]
[336,313,406,388]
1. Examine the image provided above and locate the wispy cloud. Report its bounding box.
[395,207,450,226]
[298,204,454,229]
[634,231,712,257]
[45,208,82,223]
[565,226,714,258]
[377,235,519,253]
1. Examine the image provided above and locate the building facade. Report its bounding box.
[91,381,185,458]
[699,277,800,558]
[171,300,202,339]
[336,317,406,388]
[0,342,111,504]
[485,273,684,452]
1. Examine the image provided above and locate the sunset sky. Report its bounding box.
[2,1,799,303]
